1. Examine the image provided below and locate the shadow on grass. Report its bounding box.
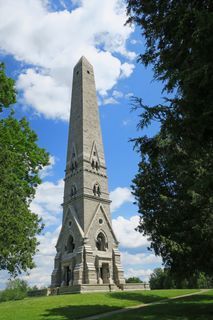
[42,293,213,320]
[126,301,213,320]
[101,293,213,320]
[171,292,213,303]
[42,304,120,320]
[107,291,167,304]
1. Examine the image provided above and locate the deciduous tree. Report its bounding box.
[0,63,49,276]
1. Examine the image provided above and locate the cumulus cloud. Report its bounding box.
[124,268,153,282]
[17,70,70,120]
[112,215,149,248]
[39,155,56,179]
[30,179,64,226]
[110,187,134,212]
[0,0,135,120]
[22,226,61,287]
[102,97,119,105]
[112,90,123,99]
[121,251,162,266]
[120,62,135,78]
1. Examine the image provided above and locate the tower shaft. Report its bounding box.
[51,57,125,290]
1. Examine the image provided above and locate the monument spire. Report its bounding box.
[51,57,125,292]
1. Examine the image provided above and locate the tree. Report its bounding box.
[149,268,213,289]
[0,63,49,276]
[126,277,143,283]
[126,1,213,277]
[149,268,174,289]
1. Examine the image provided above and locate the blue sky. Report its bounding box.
[0,0,164,288]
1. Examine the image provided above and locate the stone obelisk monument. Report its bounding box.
[51,56,125,292]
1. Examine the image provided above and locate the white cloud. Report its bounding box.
[17,70,70,120]
[112,90,123,98]
[22,226,61,288]
[40,155,56,179]
[110,187,134,212]
[124,268,153,282]
[112,215,149,248]
[120,62,135,78]
[102,97,119,105]
[0,0,135,120]
[30,179,64,226]
[121,251,162,266]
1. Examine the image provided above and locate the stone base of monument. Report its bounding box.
[119,283,150,291]
[47,283,150,295]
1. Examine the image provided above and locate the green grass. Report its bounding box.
[0,289,203,320]
[101,290,213,320]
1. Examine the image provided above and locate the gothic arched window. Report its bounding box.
[97,185,101,196]
[96,232,107,251]
[92,160,95,169]
[67,235,75,253]
[93,183,101,197]
[71,185,77,197]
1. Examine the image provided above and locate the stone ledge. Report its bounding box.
[119,283,150,291]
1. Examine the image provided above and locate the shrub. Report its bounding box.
[126,277,143,283]
[0,279,28,302]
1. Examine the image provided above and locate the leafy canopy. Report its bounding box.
[0,62,49,276]
[126,0,213,277]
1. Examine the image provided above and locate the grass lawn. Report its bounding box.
[0,289,201,320]
[101,289,213,320]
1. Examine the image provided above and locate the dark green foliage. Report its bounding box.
[149,268,175,289]
[126,1,213,277]
[126,277,143,283]
[149,268,213,289]
[0,63,16,112]
[0,279,28,302]
[0,63,49,276]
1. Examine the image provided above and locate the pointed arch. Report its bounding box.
[67,234,75,253]
[90,141,100,170]
[93,182,101,197]
[71,184,77,197]
[96,231,108,251]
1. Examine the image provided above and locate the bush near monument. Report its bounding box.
[126,277,143,283]
[0,279,28,302]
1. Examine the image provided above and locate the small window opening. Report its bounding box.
[93,183,101,197]
[97,185,101,196]
[67,235,75,253]
[96,162,99,170]
[92,160,95,169]
[96,232,107,251]
[87,70,90,74]
[71,185,77,197]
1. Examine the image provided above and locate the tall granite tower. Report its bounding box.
[51,57,125,292]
